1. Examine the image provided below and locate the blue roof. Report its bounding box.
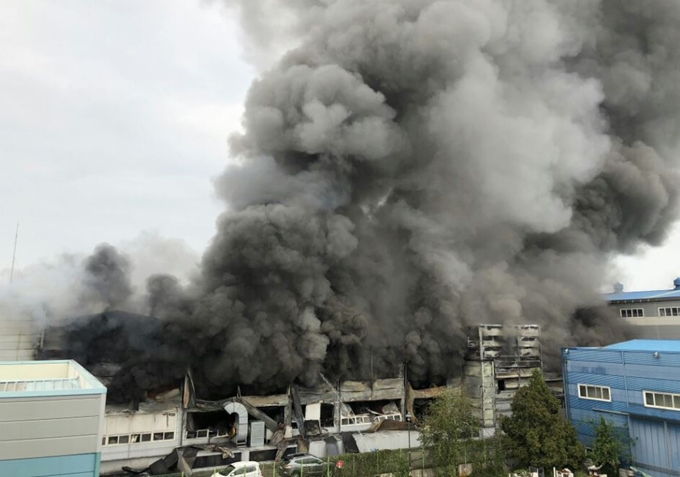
[604,340,680,352]
[604,288,680,302]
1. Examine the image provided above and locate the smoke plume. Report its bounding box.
[33,0,680,397]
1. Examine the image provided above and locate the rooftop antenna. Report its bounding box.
[9,223,19,284]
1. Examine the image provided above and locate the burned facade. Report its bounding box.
[93,326,545,474]
[29,311,545,474]
[464,324,542,436]
[95,375,415,474]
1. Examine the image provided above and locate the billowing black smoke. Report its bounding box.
[80,244,134,310]
[42,0,680,398]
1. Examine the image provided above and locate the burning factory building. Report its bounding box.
[38,311,546,474]
[4,0,680,474]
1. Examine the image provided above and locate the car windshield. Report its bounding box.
[221,465,236,474]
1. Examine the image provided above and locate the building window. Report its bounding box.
[578,384,611,402]
[102,432,175,446]
[185,428,231,439]
[643,391,680,411]
[659,307,680,317]
[620,308,644,318]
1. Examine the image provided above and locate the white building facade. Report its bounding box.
[0,360,107,477]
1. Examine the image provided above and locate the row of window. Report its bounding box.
[339,413,403,426]
[644,391,680,411]
[578,384,611,402]
[340,415,371,426]
[619,306,680,317]
[102,431,175,446]
[103,429,240,446]
[620,308,644,318]
[577,385,680,412]
[185,429,231,439]
[374,413,403,422]
[659,307,680,317]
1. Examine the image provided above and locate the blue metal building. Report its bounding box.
[563,340,680,477]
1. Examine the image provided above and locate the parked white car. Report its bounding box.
[213,461,263,477]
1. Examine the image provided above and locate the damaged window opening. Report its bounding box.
[340,415,371,426]
[320,403,334,427]
[291,404,309,430]
[413,399,432,421]
[296,402,333,432]
[340,400,402,426]
[256,406,285,427]
[185,410,234,440]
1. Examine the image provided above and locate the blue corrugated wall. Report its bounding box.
[0,453,100,477]
[563,347,680,477]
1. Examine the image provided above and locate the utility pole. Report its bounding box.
[9,223,19,284]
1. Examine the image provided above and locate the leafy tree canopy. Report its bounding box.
[590,416,628,475]
[500,370,585,469]
[420,390,481,477]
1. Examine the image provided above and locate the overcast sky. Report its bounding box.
[1,1,679,293]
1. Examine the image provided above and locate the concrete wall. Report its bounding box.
[0,394,105,460]
[104,409,179,435]
[309,439,344,458]
[101,409,181,466]
[610,300,680,339]
[305,431,421,458]
[354,430,421,452]
[464,361,495,427]
[0,314,39,361]
[622,316,680,340]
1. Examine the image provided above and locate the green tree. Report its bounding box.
[590,417,629,476]
[500,370,585,469]
[420,390,481,476]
